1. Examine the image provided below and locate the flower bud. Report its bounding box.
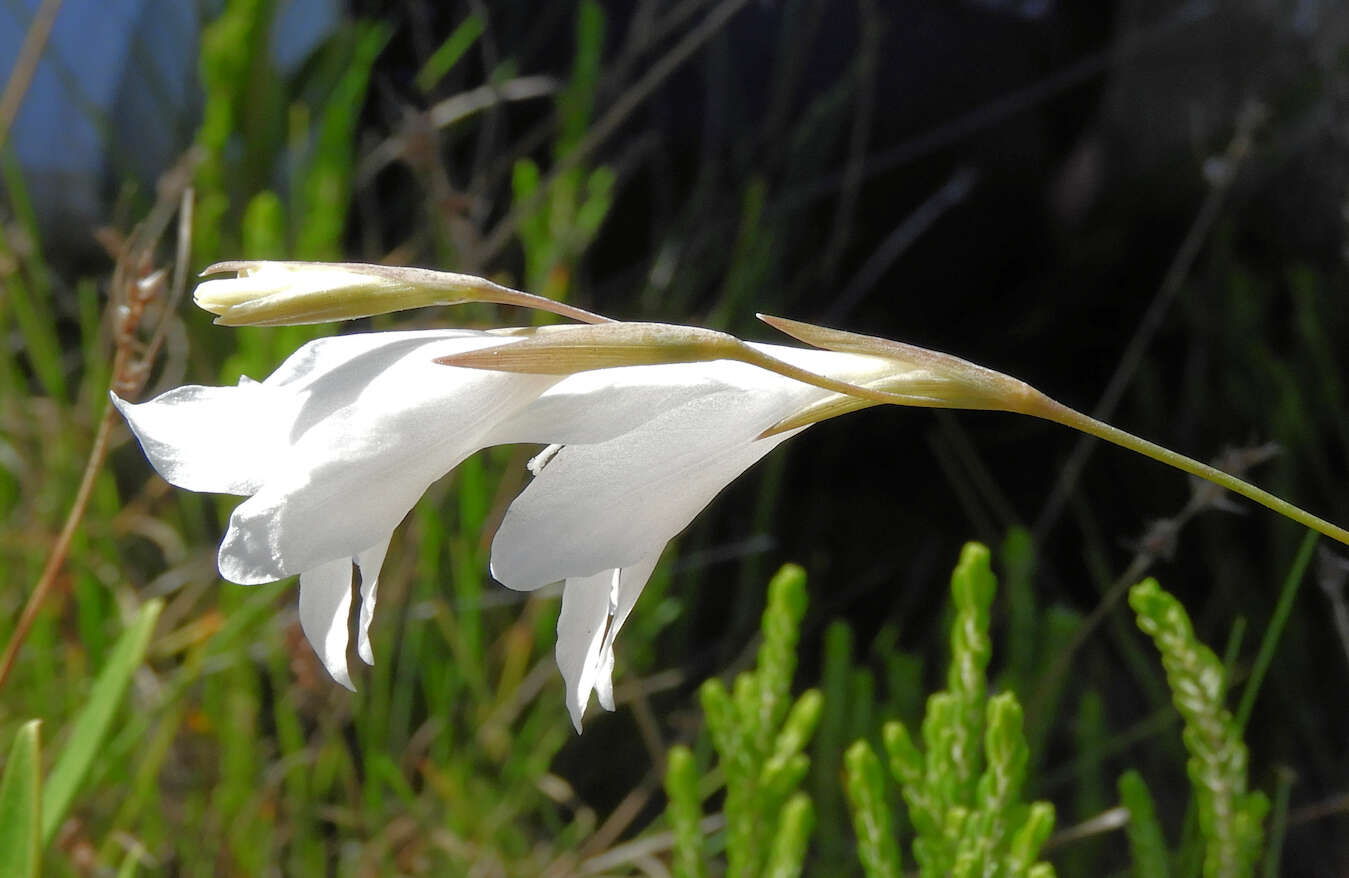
[195,260,611,326]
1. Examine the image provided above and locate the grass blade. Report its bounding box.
[1235,530,1317,732]
[0,719,42,878]
[41,599,162,844]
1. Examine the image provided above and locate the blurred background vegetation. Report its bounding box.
[1,0,1348,874]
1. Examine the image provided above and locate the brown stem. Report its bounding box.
[0,157,192,692]
[0,349,126,692]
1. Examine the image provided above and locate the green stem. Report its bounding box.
[1029,395,1349,548]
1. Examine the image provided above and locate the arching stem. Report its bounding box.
[1023,393,1349,547]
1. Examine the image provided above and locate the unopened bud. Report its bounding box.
[194,261,611,327]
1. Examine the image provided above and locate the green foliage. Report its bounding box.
[42,599,162,844]
[664,746,707,878]
[844,740,903,878]
[512,157,614,302]
[415,14,485,94]
[1129,579,1269,878]
[1118,770,1170,878]
[1000,527,1038,694]
[1234,530,1317,733]
[0,0,1324,871]
[294,24,391,261]
[707,177,776,331]
[764,794,816,878]
[860,543,1056,878]
[0,5,628,870]
[196,0,387,265]
[0,721,41,878]
[512,1,614,300]
[665,564,821,877]
[0,602,164,875]
[1261,767,1294,878]
[557,0,606,153]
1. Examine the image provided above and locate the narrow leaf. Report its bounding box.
[763,793,815,878]
[115,848,141,878]
[1119,770,1170,878]
[664,746,707,878]
[0,720,41,878]
[42,600,162,844]
[845,740,903,878]
[414,14,484,92]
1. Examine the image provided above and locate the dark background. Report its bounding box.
[7,0,1349,872]
[294,0,1349,870]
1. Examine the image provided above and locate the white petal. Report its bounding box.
[496,342,891,446]
[114,330,491,498]
[593,555,659,712]
[355,538,391,665]
[491,347,894,591]
[492,359,750,445]
[556,568,618,732]
[216,334,556,584]
[112,384,291,495]
[491,387,800,590]
[298,557,356,690]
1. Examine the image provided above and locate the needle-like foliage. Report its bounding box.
[1129,580,1269,878]
[665,564,822,878]
[846,543,1057,878]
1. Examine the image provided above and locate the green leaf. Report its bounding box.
[701,677,762,877]
[673,565,822,878]
[1004,801,1056,877]
[557,0,605,154]
[978,694,1028,826]
[295,23,391,261]
[115,847,141,878]
[763,690,822,781]
[42,599,162,844]
[947,542,995,800]
[414,13,484,92]
[999,526,1038,690]
[1119,770,1170,878]
[1129,579,1266,878]
[753,564,808,753]
[664,746,706,878]
[0,719,41,878]
[883,720,940,840]
[763,793,815,878]
[845,740,903,878]
[241,190,287,259]
[1234,530,1317,733]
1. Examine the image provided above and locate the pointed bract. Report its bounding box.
[758,313,1048,414]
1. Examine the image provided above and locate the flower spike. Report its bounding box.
[196,260,613,326]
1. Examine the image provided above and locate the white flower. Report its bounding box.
[116,321,907,727]
[487,346,900,729]
[115,329,561,689]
